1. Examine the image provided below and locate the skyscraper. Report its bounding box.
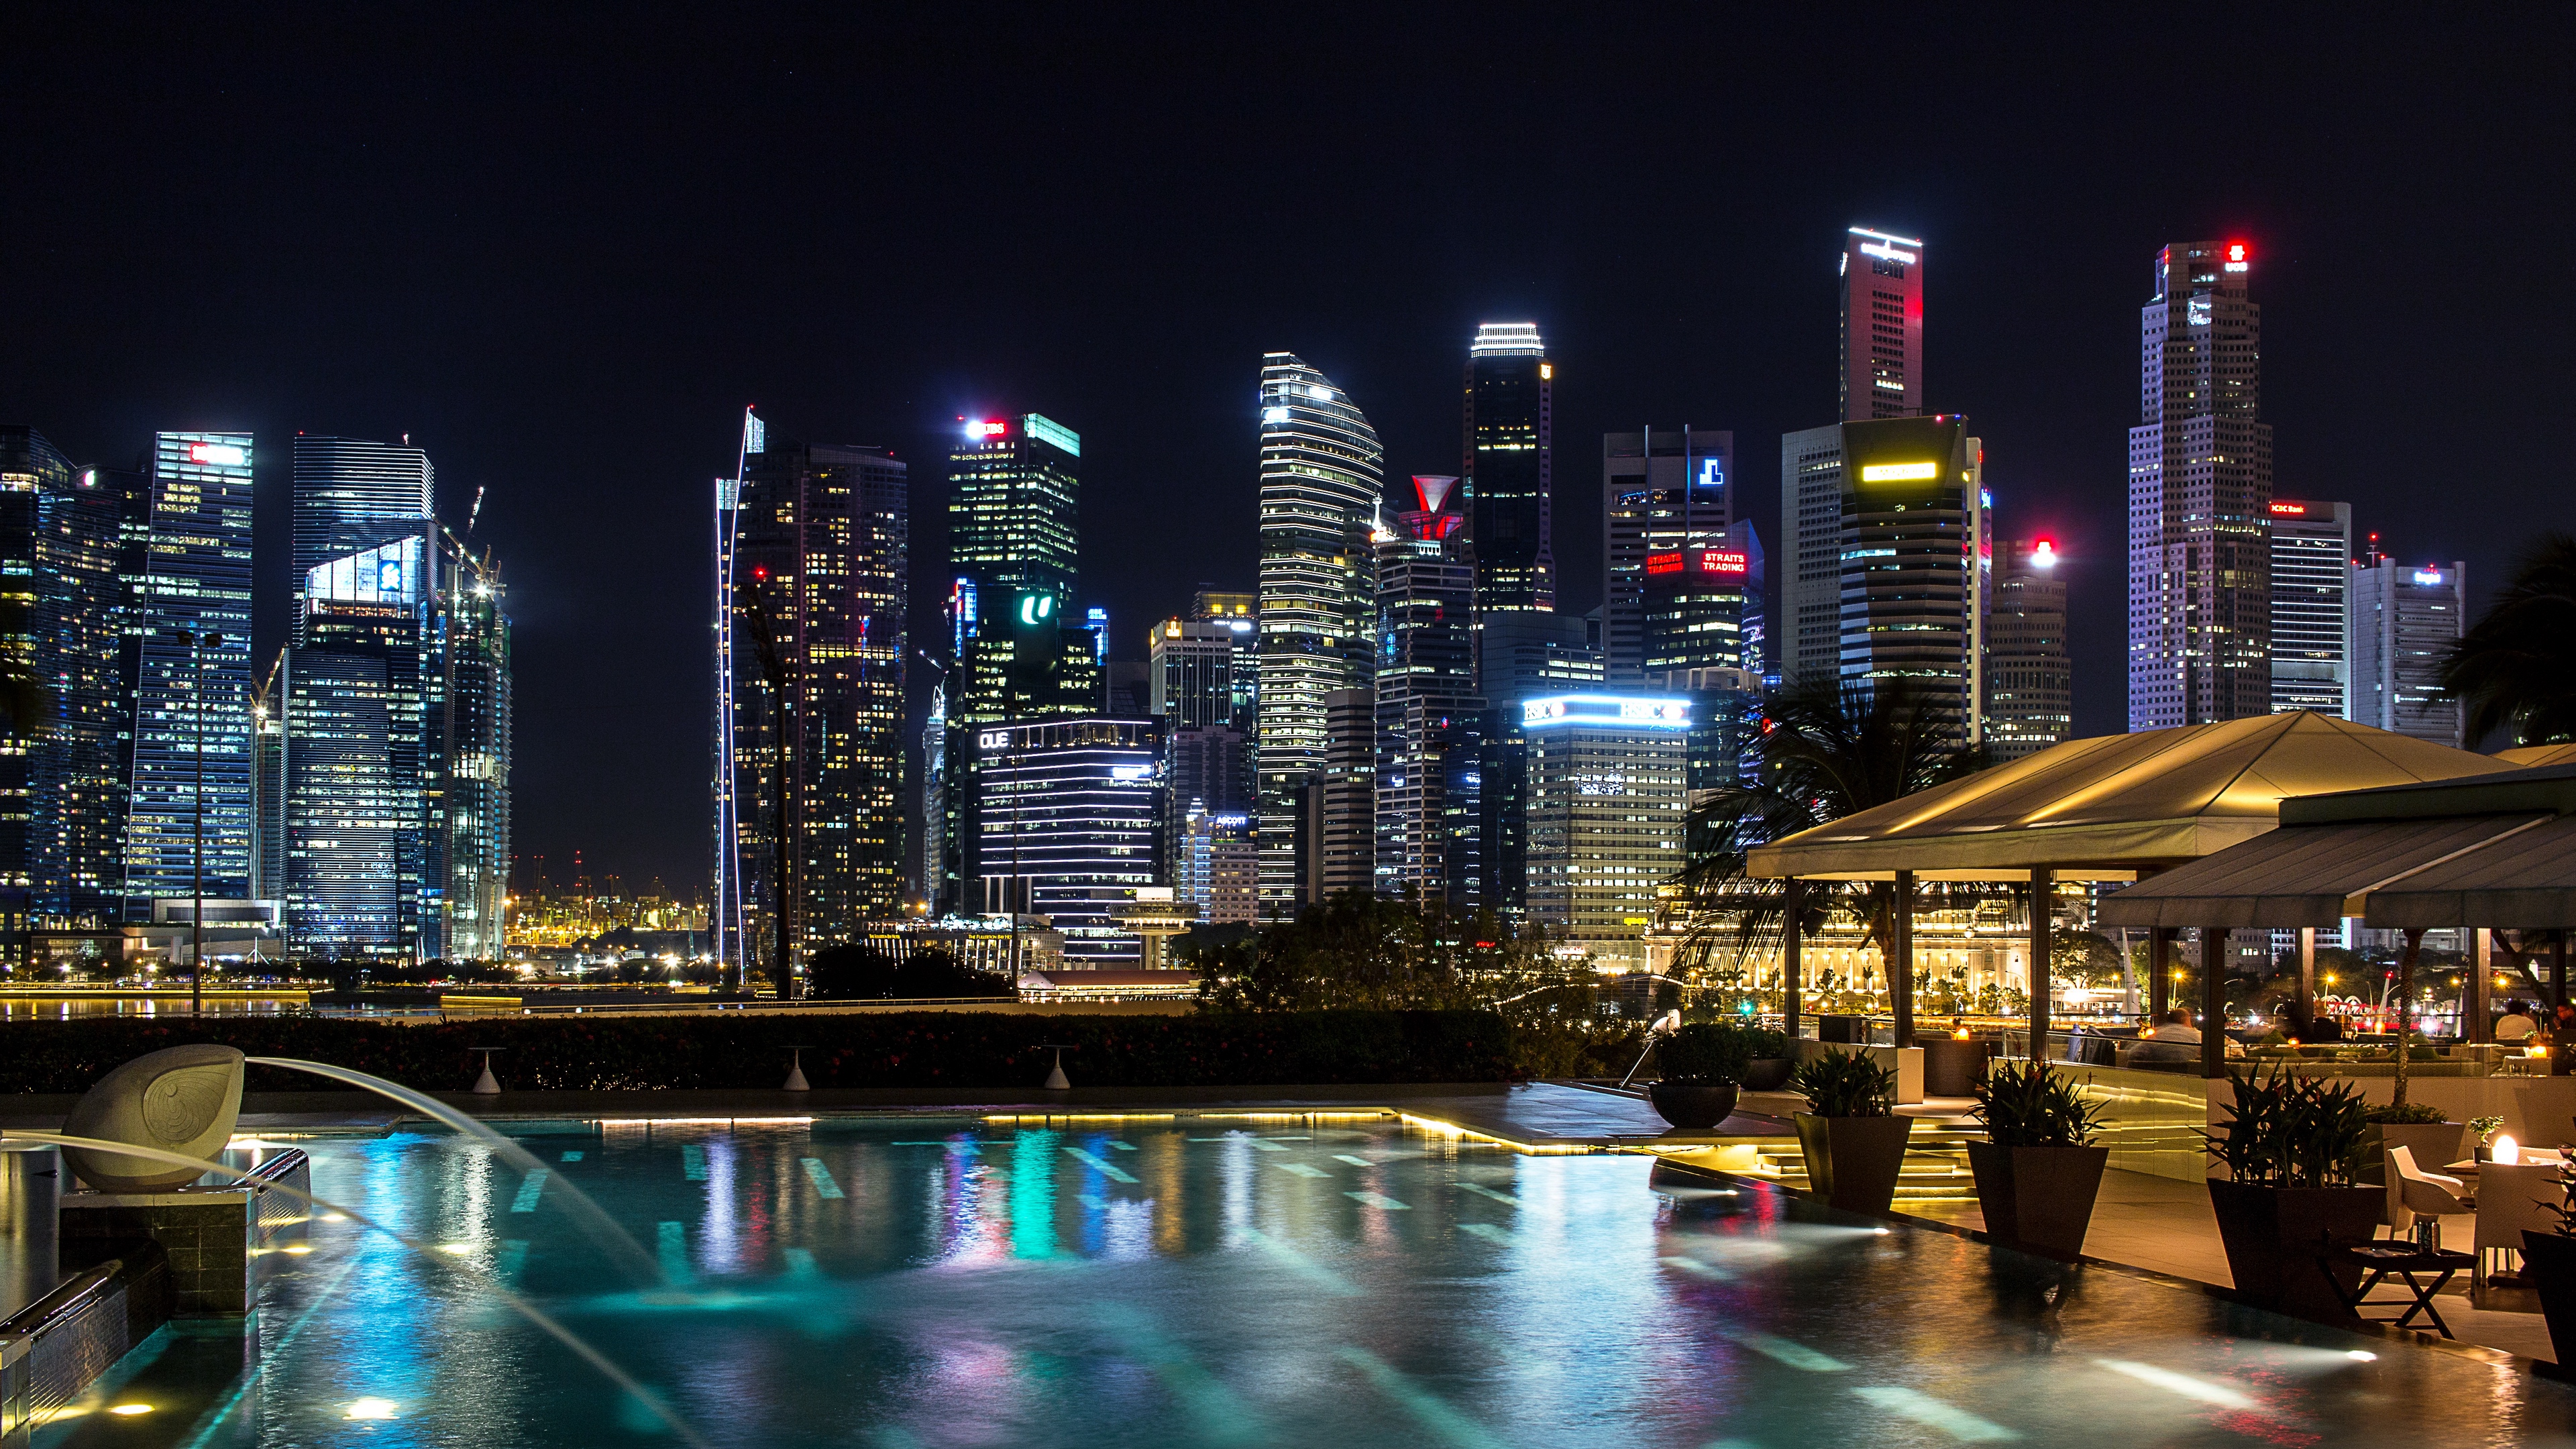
[1842,227,1924,421]
[2128,240,2272,731]
[0,431,136,934]
[291,435,434,582]
[1464,323,1553,615]
[1983,539,2071,761]
[2351,550,2467,747]
[434,542,511,959]
[1780,416,1986,741]
[1304,688,1375,901]
[124,432,256,918]
[1474,611,1604,916]
[2268,498,2352,718]
[1373,476,1478,906]
[1602,427,1734,684]
[1254,354,1383,910]
[974,716,1161,965]
[731,433,910,966]
[1523,692,1689,969]
[284,536,431,956]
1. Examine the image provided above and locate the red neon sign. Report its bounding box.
[1699,549,1748,576]
[1645,551,1684,576]
[2268,501,2306,515]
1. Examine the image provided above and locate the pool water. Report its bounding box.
[37,1115,2576,1447]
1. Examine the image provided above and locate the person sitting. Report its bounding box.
[2496,1000,2542,1044]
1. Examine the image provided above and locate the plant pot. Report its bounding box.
[1792,1113,1915,1216]
[1966,1142,2108,1259]
[1920,1038,1994,1098]
[2522,1231,2576,1366]
[2205,1181,2383,1322]
[1648,1080,1741,1130]
[1741,1058,1796,1092]
[2365,1120,2467,1228]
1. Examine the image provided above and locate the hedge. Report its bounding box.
[0,1010,1517,1095]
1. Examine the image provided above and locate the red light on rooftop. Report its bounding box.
[2227,241,2248,262]
[2031,539,2057,569]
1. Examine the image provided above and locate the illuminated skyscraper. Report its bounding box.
[2351,549,2466,747]
[1841,227,1924,421]
[1475,611,1603,916]
[1984,539,2071,761]
[124,432,256,918]
[284,536,430,956]
[2267,498,2351,718]
[975,716,1161,965]
[1374,476,1479,906]
[1254,354,1382,909]
[0,431,138,936]
[291,435,433,581]
[1780,415,1986,743]
[1150,616,1255,876]
[2128,240,2272,731]
[1464,323,1553,615]
[1603,427,1735,683]
[1524,693,1689,969]
[731,434,909,967]
[433,543,511,959]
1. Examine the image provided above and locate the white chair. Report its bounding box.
[2387,1146,2474,1249]
[2473,1160,2567,1287]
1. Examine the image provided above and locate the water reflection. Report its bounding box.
[40,1118,2576,1448]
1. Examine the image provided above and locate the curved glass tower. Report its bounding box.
[1254,354,1381,910]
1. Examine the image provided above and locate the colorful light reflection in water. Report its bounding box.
[34,1118,2576,1448]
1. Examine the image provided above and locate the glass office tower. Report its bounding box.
[124,432,256,916]
[2268,498,2351,718]
[1373,476,1479,907]
[1602,427,1733,684]
[2128,240,2272,731]
[1464,323,1553,615]
[284,536,429,956]
[1254,354,1382,909]
[292,435,433,581]
[435,544,511,959]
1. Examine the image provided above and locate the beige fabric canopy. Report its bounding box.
[1746,712,2503,879]
[2095,813,2551,928]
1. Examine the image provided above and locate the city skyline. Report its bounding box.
[5,9,2558,891]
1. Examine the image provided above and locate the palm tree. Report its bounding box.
[2440,531,2576,746]
[1670,676,1985,984]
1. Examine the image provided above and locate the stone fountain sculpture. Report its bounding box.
[60,1043,247,1191]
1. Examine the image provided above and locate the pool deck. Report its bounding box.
[4,1077,2558,1366]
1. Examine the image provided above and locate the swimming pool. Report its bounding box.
[37,1114,2576,1446]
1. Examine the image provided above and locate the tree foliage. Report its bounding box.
[805,945,1001,1001]
[2440,531,2576,745]
[1189,892,1585,1013]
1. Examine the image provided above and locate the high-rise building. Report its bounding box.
[1373,476,1479,906]
[1191,590,1256,625]
[936,414,1086,918]
[124,432,256,919]
[1779,416,1986,741]
[290,435,434,584]
[433,542,511,960]
[1984,539,2072,761]
[1464,323,1553,614]
[2351,551,2467,747]
[1523,692,1689,969]
[0,431,137,936]
[917,684,947,908]
[284,536,431,956]
[1603,428,1734,683]
[1254,354,1383,910]
[1841,227,1924,421]
[1177,805,1256,927]
[974,716,1161,965]
[2268,498,2352,718]
[251,653,284,907]
[729,435,910,965]
[2128,239,2272,731]
[1150,619,1253,731]
[1303,688,1374,901]
[1474,612,1604,917]
[1640,530,1766,798]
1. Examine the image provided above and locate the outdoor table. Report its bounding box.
[2319,1242,2474,1337]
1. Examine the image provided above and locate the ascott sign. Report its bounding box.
[1522,694,1692,731]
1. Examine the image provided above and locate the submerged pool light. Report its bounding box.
[345,1399,400,1421]
[109,1403,154,1415]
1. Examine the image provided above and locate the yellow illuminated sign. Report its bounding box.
[1858,462,1939,483]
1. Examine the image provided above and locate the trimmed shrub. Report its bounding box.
[0,1010,1515,1094]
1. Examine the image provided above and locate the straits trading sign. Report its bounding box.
[1521,694,1692,731]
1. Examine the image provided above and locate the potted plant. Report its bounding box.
[2523,1148,2576,1366]
[1738,1024,1796,1091]
[1648,1024,1752,1129]
[1966,1060,2110,1258]
[2471,1115,2506,1161]
[2362,1099,2465,1230]
[1790,1048,1913,1215]
[2204,1068,2382,1322]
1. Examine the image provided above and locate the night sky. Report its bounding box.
[5,7,2566,894]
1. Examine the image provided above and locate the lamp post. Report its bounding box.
[178,629,225,1016]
